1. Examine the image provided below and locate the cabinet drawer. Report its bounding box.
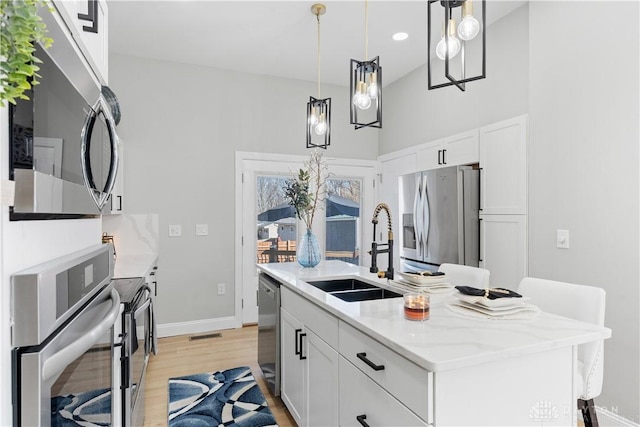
[281,287,338,348]
[339,356,429,427]
[339,321,431,422]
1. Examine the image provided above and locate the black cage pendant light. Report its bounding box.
[427,0,486,91]
[350,0,382,129]
[307,4,331,149]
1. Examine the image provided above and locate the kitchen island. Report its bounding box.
[258,260,611,427]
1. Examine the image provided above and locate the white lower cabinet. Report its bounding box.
[280,288,339,427]
[280,308,306,425]
[479,214,527,287]
[281,287,431,427]
[339,357,428,427]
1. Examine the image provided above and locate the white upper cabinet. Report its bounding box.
[443,129,479,167]
[416,130,479,171]
[53,0,109,84]
[479,115,528,215]
[415,139,444,171]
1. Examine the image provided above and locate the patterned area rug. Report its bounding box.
[168,366,277,427]
[51,387,111,426]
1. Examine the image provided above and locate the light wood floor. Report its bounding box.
[143,325,295,426]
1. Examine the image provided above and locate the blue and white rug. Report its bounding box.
[51,387,111,426]
[168,366,277,427]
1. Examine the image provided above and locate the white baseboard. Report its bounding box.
[157,316,241,338]
[597,406,640,427]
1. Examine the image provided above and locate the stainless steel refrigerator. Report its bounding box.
[399,165,480,271]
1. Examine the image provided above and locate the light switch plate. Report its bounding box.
[196,224,209,236]
[169,225,182,237]
[556,229,569,249]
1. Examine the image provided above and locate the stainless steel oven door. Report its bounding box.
[125,288,151,426]
[13,287,121,426]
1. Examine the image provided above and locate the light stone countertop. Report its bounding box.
[112,253,158,279]
[257,260,612,372]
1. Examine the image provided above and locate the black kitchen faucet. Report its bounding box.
[369,203,394,280]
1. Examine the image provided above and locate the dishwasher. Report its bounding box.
[258,273,281,396]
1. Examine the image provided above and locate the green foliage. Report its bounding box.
[284,150,328,230]
[1,0,53,106]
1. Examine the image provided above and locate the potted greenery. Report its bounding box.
[284,149,328,268]
[1,0,53,107]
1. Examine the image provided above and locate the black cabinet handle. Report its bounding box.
[299,333,307,360]
[356,352,385,371]
[294,329,302,355]
[356,414,370,427]
[77,0,99,33]
[153,281,157,296]
[442,148,447,164]
[437,149,442,165]
[117,195,122,211]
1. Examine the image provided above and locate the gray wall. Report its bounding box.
[380,1,639,421]
[109,54,378,323]
[528,1,639,420]
[379,3,529,154]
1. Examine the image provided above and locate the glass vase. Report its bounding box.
[297,229,321,268]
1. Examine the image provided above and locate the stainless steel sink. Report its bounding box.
[306,278,377,292]
[306,279,402,302]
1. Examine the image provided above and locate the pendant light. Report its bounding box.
[350,0,382,129]
[307,4,331,149]
[427,0,486,91]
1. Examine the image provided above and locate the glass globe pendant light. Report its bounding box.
[350,0,382,129]
[435,19,461,60]
[306,4,331,149]
[457,0,480,41]
[427,0,486,92]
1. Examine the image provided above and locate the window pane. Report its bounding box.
[325,178,361,266]
[256,175,297,264]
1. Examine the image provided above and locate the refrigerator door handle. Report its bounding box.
[423,174,430,253]
[413,175,422,258]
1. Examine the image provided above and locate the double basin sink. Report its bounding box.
[306,278,402,302]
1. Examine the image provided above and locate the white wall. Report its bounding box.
[109,54,379,324]
[380,1,640,422]
[379,2,529,155]
[528,1,639,421]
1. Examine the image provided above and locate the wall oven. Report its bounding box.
[9,7,120,219]
[112,277,153,426]
[11,244,121,426]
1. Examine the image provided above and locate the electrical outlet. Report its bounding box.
[196,224,209,236]
[557,229,569,249]
[217,283,226,295]
[169,225,182,237]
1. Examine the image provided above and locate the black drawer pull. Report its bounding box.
[294,329,302,355]
[356,352,385,371]
[299,333,307,360]
[356,414,370,427]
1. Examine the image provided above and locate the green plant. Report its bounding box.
[284,149,328,230]
[0,0,53,106]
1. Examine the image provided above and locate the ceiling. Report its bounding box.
[108,0,526,87]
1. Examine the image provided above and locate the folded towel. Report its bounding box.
[455,285,522,300]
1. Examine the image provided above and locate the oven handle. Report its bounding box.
[42,289,121,382]
[134,297,151,318]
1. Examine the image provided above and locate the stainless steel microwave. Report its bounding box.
[8,9,119,220]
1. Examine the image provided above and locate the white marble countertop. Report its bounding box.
[257,260,612,372]
[112,252,158,279]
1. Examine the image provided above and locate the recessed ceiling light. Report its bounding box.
[392,32,408,41]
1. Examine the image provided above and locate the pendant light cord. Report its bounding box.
[364,0,368,60]
[316,12,321,98]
